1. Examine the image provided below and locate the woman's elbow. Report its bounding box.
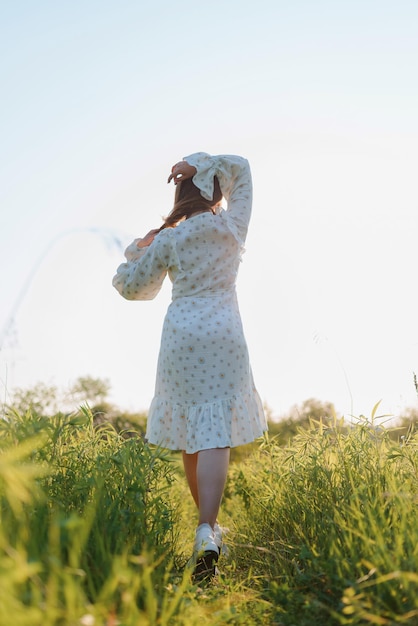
[112,279,159,301]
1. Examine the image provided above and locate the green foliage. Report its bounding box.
[86,402,148,437]
[224,408,418,624]
[2,395,418,624]
[268,397,339,446]
[2,376,148,437]
[6,382,59,416]
[0,407,183,624]
[393,405,418,440]
[230,399,338,462]
[69,376,111,406]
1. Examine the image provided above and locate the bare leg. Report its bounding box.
[182,451,199,509]
[182,448,230,528]
[197,448,230,528]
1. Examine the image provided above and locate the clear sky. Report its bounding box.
[1,0,417,421]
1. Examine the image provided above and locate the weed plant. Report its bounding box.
[1,404,418,624]
[224,406,418,624]
[0,407,186,625]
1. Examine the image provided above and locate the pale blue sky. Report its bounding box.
[1,1,417,419]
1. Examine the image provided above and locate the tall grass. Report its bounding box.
[225,406,418,624]
[0,407,188,625]
[1,404,418,624]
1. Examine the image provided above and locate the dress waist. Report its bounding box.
[172,287,236,301]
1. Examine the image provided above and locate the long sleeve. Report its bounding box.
[183,152,253,245]
[112,236,168,300]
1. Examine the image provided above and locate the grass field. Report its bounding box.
[1,404,418,625]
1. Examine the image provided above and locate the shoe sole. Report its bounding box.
[192,550,219,583]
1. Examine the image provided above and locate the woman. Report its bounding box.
[113,152,267,581]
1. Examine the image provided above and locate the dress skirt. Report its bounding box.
[145,289,267,453]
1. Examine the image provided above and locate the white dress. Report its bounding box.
[113,153,267,453]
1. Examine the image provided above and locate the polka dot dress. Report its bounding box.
[113,153,267,453]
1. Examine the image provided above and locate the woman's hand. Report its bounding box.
[167,160,197,185]
[136,229,159,248]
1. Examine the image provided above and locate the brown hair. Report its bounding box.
[158,176,222,231]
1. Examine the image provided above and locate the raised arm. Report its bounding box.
[182,152,253,244]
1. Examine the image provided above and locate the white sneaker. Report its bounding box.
[192,523,219,583]
[194,523,218,555]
